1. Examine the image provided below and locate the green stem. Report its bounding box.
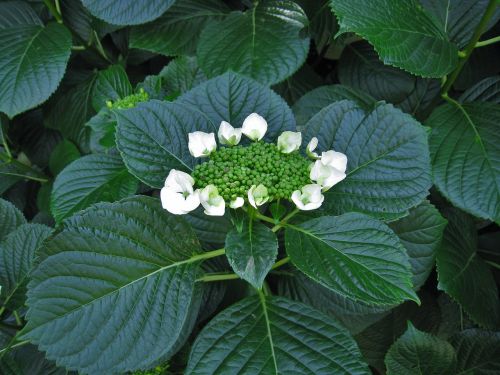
[197,272,239,282]
[253,212,277,225]
[441,0,498,95]
[42,0,62,23]
[71,45,86,51]
[485,260,500,271]
[13,311,22,326]
[271,208,300,232]
[475,35,500,48]
[191,248,225,262]
[1,131,11,159]
[0,306,5,317]
[0,340,30,357]
[271,256,290,270]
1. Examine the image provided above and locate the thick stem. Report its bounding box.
[271,256,290,270]
[441,0,498,95]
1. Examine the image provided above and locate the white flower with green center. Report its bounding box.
[160,169,200,215]
[277,131,302,153]
[218,121,242,146]
[229,197,244,208]
[200,184,225,216]
[291,184,325,210]
[248,184,269,208]
[188,131,217,157]
[310,160,346,191]
[306,137,319,159]
[242,113,268,141]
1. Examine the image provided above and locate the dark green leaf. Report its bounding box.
[329,0,458,77]
[272,64,323,105]
[116,100,216,188]
[225,218,278,288]
[186,294,370,374]
[427,102,500,223]
[304,100,431,220]
[0,197,25,242]
[51,153,138,223]
[92,65,133,111]
[285,213,419,306]
[459,76,500,104]
[436,209,500,328]
[48,139,81,176]
[297,0,338,52]
[0,223,52,310]
[450,329,500,374]
[389,201,447,289]
[184,207,232,249]
[130,0,228,56]
[385,323,457,375]
[23,196,204,373]
[197,0,309,85]
[0,1,42,28]
[157,56,207,99]
[177,72,296,142]
[0,23,72,117]
[81,0,175,26]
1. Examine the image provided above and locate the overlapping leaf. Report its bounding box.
[0,198,25,242]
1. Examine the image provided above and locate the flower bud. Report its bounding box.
[200,185,225,216]
[242,113,267,141]
[247,184,269,208]
[218,121,242,146]
[188,131,216,157]
[291,184,324,210]
[161,169,200,214]
[306,137,319,159]
[277,131,302,153]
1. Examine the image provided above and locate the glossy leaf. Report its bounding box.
[23,196,204,373]
[385,323,456,375]
[304,100,431,220]
[178,72,295,142]
[186,295,370,374]
[116,100,216,188]
[428,102,500,223]
[285,213,419,306]
[50,153,138,223]
[329,0,458,77]
[0,23,72,117]
[197,0,309,85]
[225,218,278,288]
[0,223,52,310]
[0,198,26,242]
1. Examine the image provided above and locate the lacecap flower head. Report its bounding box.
[160,113,347,216]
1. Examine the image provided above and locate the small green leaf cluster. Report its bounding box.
[192,141,311,201]
[106,89,149,109]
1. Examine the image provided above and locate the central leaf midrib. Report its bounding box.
[258,291,279,374]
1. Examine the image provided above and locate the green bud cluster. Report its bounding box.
[192,142,311,202]
[106,88,149,110]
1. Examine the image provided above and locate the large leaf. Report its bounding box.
[459,76,500,104]
[427,102,500,223]
[272,64,323,105]
[225,218,278,289]
[0,23,72,117]
[22,196,205,373]
[436,209,500,328]
[0,1,42,28]
[185,207,232,249]
[285,213,418,306]
[450,329,500,374]
[389,200,447,289]
[329,0,458,77]
[186,294,370,374]
[385,323,457,375]
[304,100,431,220]
[197,0,309,85]
[50,153,138,223]
[130,0,228,56]
[116,100,216,188]
[0,223,52,310]
[0,198,25,242]
[81,0,175,26]
[177,72,295,142]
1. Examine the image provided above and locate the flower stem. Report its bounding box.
[441,0,498,95]
[272,208,300,232]
[253,212,277,225]
[475,35,500,48]
[197,272,239,282]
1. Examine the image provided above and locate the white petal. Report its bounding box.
[242,113,267,141]
[277,131,302,153]
[322,168,346,191]
[160,187,200,215]
[218,121,242,146]
[321,150,348,173]
[188,131,217,157]
[200,185,226,216]
[230,197,244,208]
[164,169,195,193]
[291,190,305,210]
[306,137,319,159]
[247,185,257,209]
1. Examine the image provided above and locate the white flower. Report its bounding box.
[277,131,302,153]
[188,131,216,157]
[218,121,242,146]
[291,184,324,211]
[242,113,267,141]
[160,169,200,215]
[306,137,319,159]
[200,185,225,216]
[310,160,346,191]
[229,197,244,209]
[247,184,269,208]
[320,150,347,173]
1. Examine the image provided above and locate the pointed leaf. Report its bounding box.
[186,295,370,374]
[23,196,204,373]
[285,213,419,306]
[0,198,26,242]
[225,219,278,288]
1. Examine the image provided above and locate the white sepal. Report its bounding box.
[242,113,267,141]
[291,184,324,211]
[188,131,216,157]
[247,184,269,208]
[310,160,346,191]
[199,185,225,216]
[229,197,245,208]
[218,121,242,146]
[160,169,200,215]
[277,131,302,153]
[320,150,348,173]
